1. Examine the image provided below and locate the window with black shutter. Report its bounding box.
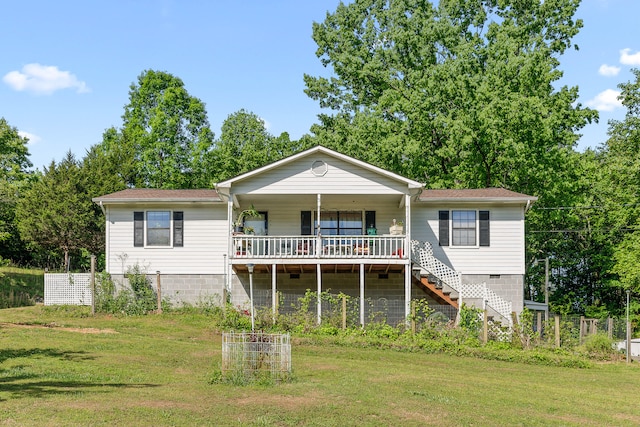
[438,210,449,246]
[134,211,144,247]
[479,210,490,246]
[133,210,183,247]
[173,211,184,247]
[301,211,312,235]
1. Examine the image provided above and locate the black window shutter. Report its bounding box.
[134,211,144,247]
[301,211,312,235]
[173,211,184,247]
[438,210,449,246]
[479,210,490,247]
[365,211,376,232]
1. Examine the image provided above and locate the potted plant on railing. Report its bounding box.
[389,219,404,235]
[234,205,261,233]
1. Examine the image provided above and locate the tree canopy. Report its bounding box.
[15,152,101,271]
[118,70,215,188]
[304,0,596,195]
[0,117,32,261]
[212,109,299,181]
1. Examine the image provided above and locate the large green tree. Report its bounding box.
[213,109,298,181]
[0,118,32,262]
[304,0,595,194]
[120,70,215,188]
[304,0,601,316]
[601,69,640,299]
[16,152,100,271]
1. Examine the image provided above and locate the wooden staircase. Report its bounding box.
[412,270,459,308]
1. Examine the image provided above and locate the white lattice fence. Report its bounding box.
[44,273,92,306]
[458,283,512,326]
[410,240,461,291]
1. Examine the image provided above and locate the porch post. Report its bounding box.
[227,196,234,298]
[317,264,322,324]
[405,262,411,324]
[316,194,321,232]
[360,263,365,326]
[272,263,277,321]
[405,193,412,323]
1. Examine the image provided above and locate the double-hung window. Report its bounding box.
[439,210,490,247]
[134,211,184,247]
[452,210,476,246]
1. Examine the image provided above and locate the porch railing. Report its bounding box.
[231,235,406,259]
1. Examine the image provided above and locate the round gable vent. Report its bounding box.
[311,160,328,176]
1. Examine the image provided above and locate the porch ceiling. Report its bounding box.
[233,263,406,275]
[235,193,404,208]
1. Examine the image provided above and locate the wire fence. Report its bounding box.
[221,332,291,383]
[251,289,458,328]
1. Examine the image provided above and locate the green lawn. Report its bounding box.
[0,306,639,426]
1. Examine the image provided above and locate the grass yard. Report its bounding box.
[0,305,639,426]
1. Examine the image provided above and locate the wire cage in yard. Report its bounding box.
[221,332,292,383]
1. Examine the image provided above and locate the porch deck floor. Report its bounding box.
[233,263,406,274]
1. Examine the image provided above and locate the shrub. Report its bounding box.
[580,333,620,361]
[94,264,167,315]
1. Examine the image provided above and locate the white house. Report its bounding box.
[93,146,536,325]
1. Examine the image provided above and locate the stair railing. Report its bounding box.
[410,240,461,292]
[411,240,513,327]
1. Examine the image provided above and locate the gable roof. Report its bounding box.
[215,145,424,191]
[93,188,222,204]
[419,188,537,203]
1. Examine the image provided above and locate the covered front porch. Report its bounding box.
[230,259,413,327]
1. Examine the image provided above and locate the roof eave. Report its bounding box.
[418,196,538,204]
[92,197,223,204]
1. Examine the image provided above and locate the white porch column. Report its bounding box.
[272,263,277,321]
[317,264,322,324]
[227,196,234,297]
[405,193,412,322]
[360,263,365,327]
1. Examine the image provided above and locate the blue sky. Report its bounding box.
[2,0,638,170]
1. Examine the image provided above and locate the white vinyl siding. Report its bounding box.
[105,204,227,275]
[231,154,409,196]
[238,200,406,237]
[412,205,526,275]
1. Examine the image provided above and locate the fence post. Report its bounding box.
[579,316,585,344]
[411,300,416,334]
[483,308,488,344]
[537,312,542,339]
[342,295,347,330]
[608,317,613,339]
[555,315,560,348]
[274,292,279,326]
[90,255,96,316]
[156,271,162,314]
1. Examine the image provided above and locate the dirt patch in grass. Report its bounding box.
[0,322,117,334]
[234,392,323,410]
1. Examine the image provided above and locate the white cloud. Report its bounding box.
[586,89,622,112]
[2,63,89,95]
[620,48,640,66]
[598,64,620,77]
[18,130,41,145]
[259,117,271,131]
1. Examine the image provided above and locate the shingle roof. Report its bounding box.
[93,188,221,203]
[419,188,536,202]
